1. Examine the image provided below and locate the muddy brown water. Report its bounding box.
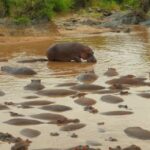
[0,26,150,150]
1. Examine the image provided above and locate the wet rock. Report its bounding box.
[86,140,102,146]
[67,145,99,150]
[50,132,59,136]
[71,92,87,98]
[75,97,96,106]
[71,84,105,92]
[106,137,118,142]
[70,133,78,138]
[40,105,72,112]
[124,127,150,140]
[37,89,77,97]
[11,139,31,150]
[0,104,9,110]
[101,95,124,104]
[56,82,78,87]
[106,75,148,86]
[24,79,45,91]
[84,106,98,114]
[20,100,53,106]
[23,95,39,99]
[97,122,105,126]
[4,118,43,126]
[48,118,80,125]
[60,123,86,131]
[120,91,129,95]
[4,101,15,106]
[9,112,24,117]
[138,92,150,99]
[17,58,47,63]
[77,70,98,84]
[1,66,36,76]
[118,105,128,109]
[109,145,141,150]
[31,113,68,121]
[109,84,129,90]
[0,90,5,96]
[104,68,118,77]
[20,128,41,138]
[102,110,133,116]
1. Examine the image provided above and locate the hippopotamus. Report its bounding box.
[47,42,97,62]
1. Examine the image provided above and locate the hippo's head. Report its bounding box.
[80,46,97,63]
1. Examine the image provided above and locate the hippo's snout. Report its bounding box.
[87,56,97,63]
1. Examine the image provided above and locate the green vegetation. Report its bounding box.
[0,0,149,25]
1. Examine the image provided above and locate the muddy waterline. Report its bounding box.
[0,26,150,150]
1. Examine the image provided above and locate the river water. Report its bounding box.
[0,26,150,150]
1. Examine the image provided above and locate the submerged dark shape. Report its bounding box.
[24,79,45,91]
[60,123,86,131]
[124,127,150,140]
[71,84,105,92]
[101,95,124,104]
[20,128,41,138]
[47,42,97,63]
[1,66,36,76]
[37,89,77,97]
[104,68,119,77]
[4,118,42,126]
[77,70,98,83]
[106,75,149,86]
[0,90,5,96]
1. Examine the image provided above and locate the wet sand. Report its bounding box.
[0,25,150,150]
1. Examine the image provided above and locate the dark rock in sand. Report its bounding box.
[40,105,72,112]
[60,123,86,131]
[20,100,53,106]
[106,137,118,142]
[109,145,141,150]
[24,79,45,91]
[20,128,41,138]
[9,112,24,117]
[71,92,87,98]
[70,133,78,138]
[75,97,96,106]
[1,66,36,76]
[31,113,67,121]
[50,132,59,136]
[4,118,42,126]
[71,84,105,92]
[77,70,98,83]
[11,139,31,150]
[109,84,129,90]
[104,68,118,77]
[56,82,78,87]
[101,95,124,104]
[23,95,39,99]
[37,89,77,97]
[0,90,5,96]
[102,110,133,116]
[138,93,150,99]
[124,127,150,140]
[0,104,9,110]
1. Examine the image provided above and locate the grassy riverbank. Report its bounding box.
[0,0,141,25]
